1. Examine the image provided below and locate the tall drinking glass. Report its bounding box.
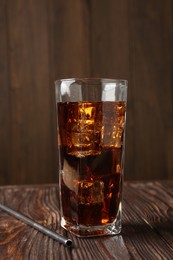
[55,78,128,237]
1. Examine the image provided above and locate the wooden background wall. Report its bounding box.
[0,0,173,185]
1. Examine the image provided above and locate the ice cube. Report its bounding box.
[101,102,125,148]
[114,126,124,148]
[62,160,79,192]
[66,131,101,157]
[66,102,102,157]
[78,180,104,204]
[78,103,96,127]
[67,103,97,132]
[101,124,124,148]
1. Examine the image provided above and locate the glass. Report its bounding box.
[55,78,128,237]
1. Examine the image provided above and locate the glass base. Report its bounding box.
[61,216,121,237]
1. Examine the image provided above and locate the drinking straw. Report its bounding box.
[0,203,72,247]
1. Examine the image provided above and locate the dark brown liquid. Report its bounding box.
[57,102,126,226]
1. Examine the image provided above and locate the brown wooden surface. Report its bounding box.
[0,1,173,184]
[0,181,173,259]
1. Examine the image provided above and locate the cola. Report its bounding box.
[57,101,126,229]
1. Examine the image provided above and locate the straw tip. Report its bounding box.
[66,239,72,247]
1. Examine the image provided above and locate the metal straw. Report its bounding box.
[0,203,72,247]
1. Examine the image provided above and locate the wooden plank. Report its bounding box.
[128,0,173,179]
[48,0,90,80]
[6,0,56,184]
[90,0,129,79]
[122,182,173,258]
[122,199,173,259]
[0,0,10,184]
[163,1,173,180]
[124,181,173,248]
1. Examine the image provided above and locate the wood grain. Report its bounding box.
[123,181,173,259]
[4,0,56,184]
[90,0,129,79]
[128,0,173,180]
[48,0,91,80]
[0,0,10,184]
[0,181,173,259]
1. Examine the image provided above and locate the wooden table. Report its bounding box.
[0,181,173,259]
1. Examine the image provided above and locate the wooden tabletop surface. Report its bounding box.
[0,181,173,259]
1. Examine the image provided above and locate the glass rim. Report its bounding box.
[55,78,128,85]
